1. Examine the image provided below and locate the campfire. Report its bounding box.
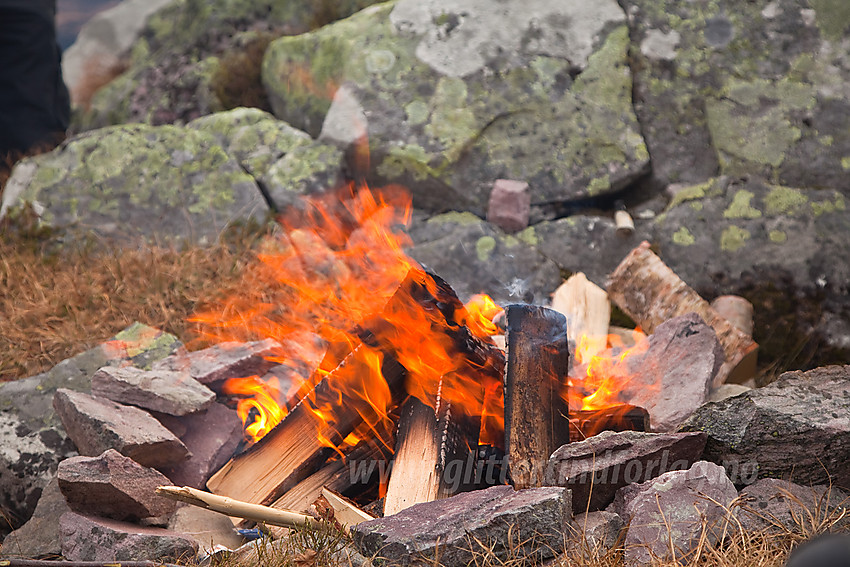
[171,180,754,523]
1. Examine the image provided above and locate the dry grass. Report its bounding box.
[0,220,268,381]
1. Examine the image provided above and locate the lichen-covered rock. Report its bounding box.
[187,108,345,210]
[75,0,385,130]
[653,176,850,358]
[0,323,180,535]
[263,0,650,214]
[405,212,561,305]
[0,123,269,246]
[621,0,850,189]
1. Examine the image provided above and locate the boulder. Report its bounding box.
[545,430,707,513]
[615,461,737,565]
[75,0,385,130]
[91,366,215,416]
[0,323,179,533]
[622,313,724,432]
[679,365,850,489]
[0,477,71,558]
[352,485,571,566]
[60,511,198,562]
[570,511,624,553]
[61,0,175,108]
[53,389,189,469]
[405,212,561,304]
[263,0,649,214]
[735,478,850,534]
[0,124,269,247]
[157,402,244,489]
[57,449,176,522]
[620,0,850,191]
[187,108,345,211]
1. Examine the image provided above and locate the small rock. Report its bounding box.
[59,511,198,562]
[617,461,737,566]
[352,485,571,566]
[168,504,244,553]
[157,402,244,489]
[57,449,176,522]
[53,389,189,469]
[92,366,215,416]
[679,365,850,489]
[545,430,707,513]
[570,511,624,553]
[486,179,531,233]
[624,313,724,432]
[1,477,71,558]
[735,479,850,534]
[152,339,282,388]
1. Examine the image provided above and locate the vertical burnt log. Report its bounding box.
[504,305,571,489]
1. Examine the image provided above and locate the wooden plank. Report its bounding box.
[606,241,758,385]
[504,304,571,489]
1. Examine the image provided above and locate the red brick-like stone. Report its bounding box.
[486,179,531,233]
[53,389,189,469]
[92,366,215,416]
[60,511,198,562]
[152,339,282,388]
[57,449,176,521]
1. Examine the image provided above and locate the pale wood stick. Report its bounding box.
[320,487,375,526]
[155,485,317,529]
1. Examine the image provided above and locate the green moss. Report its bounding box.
[723,190,762,219]
[376,144,438,182]
[516,226,538,246]
[841,157,850,170]
[404,100,429,126]
[672,226,696,246]
[764,185,808,216]
[811,0,850,40]
[769,230,787,243]
[811,193,846,216]
[424,77,478,159]
[666,178,718,210]
[427,211,482,226]
[820,136,834,147]
[587,175,611,196]
[476,236,496,262]
[720,225,750,252]
[706,99,801,168]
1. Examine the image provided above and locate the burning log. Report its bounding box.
[207,345,405,506]
[568,404,650,441]
[208,268,504,507]
[504,305,571,489]
[383,393,482,516]
[606,241,758,385]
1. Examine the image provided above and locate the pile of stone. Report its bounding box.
[0,324,281,560]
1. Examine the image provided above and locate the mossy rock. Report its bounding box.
[405,212,561,306]
[73,0,385,131]
[263,0,649,214]
[621,0,850,190]
[0,123,269,246]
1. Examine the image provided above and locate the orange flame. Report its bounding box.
[566,328,650,411]
[191,183,503,446]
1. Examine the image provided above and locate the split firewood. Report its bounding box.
[614,201,635,237]
[551,273,610,362]
[606,241,758,385]
[318,487,375,527]
[270,438,389,515]
[155,485,317,529]
[710,295,754,336]
[504,305,571,489]
[207,345,405,506]
[383,393,482,516]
